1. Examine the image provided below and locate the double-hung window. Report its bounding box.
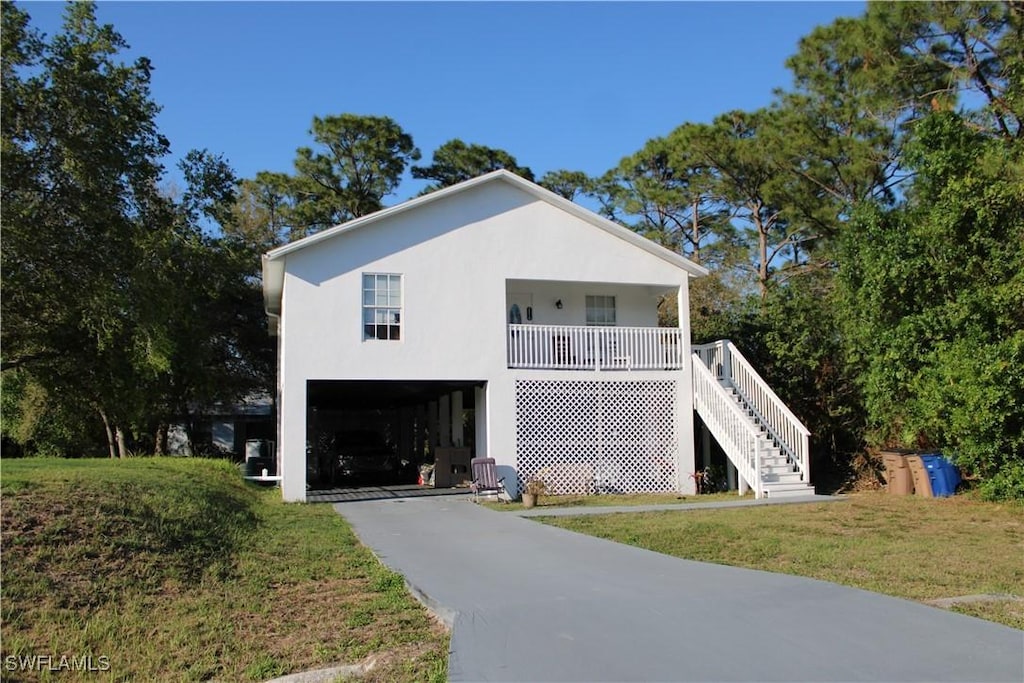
[585,295,616,326]
[363,273,402,340]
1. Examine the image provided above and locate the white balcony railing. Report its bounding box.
[507,324,684,371]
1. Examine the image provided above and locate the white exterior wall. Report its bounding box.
[275,180,697,500]
[505,280,663,328]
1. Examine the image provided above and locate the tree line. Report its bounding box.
[2,2,1021,499]
[1,2,272,458]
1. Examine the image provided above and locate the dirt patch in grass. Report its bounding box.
[1,458,448,682]
[543,492,1024,630]
[948,599,1024,628]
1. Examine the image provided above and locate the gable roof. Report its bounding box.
[262,169,707,316]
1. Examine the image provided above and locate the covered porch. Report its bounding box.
[508,324,684,370]
[505,278,686,371]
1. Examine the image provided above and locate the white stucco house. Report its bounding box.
[263,170,812,502]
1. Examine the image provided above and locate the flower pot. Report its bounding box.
[522,492,537,509]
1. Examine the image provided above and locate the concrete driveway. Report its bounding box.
[335,496,1024,682]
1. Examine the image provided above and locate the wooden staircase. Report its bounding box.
[720,382,815,498]
[693,341,814,499]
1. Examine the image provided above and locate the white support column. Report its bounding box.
[485,375,517,496]
[676,282,697,494]
[451,390,464,447]
[427,401,438,449]
[474,385,488,459]
[728,463,737,491]
[277,310,310,501]
[399,406,413,463]
[738,474,749,496]
[439,394,452,448]
[701,423,712,470]
[280,379,307,502]
[414,405,426,460]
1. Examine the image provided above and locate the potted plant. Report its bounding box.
[521,478,547,509]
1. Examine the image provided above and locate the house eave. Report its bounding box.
[262,255,284,331]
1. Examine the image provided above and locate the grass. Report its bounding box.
[481,490,753,511]
[541,492,1024,630]
[1,458,448,682]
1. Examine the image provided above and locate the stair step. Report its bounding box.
[762,483,816,498]
[704,367,812,500]
[760,458,786,468]
[761,471,805,484]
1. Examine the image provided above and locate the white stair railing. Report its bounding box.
[693,342,727,380]
[693,340,811,484]
[692,357,763,498]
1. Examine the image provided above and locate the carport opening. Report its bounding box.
[306,380,483,490]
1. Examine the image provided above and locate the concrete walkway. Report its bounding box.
[512,493,843,517]
[335,496,1024,682]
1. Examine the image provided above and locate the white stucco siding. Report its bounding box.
[506,280,665,328]
[278,194,509,382]
[279,181,693,382]
[485,185,691,286]
[274,178,699,500]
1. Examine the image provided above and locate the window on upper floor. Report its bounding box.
[363,273,402,341]
[585,295,616,326]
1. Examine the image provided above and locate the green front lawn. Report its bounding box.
[542,492,1024,629]
[1,458,448,682]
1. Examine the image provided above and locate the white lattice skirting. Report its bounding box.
[515,379,679,495]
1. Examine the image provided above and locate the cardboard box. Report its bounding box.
[433,447,472,488]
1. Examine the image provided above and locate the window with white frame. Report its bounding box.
[585,295,616,326]
[363,273,402,340]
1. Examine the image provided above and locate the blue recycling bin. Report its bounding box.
[920,453,960,497]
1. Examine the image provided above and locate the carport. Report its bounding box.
[305,380,485,491]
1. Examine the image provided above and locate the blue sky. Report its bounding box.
[22,1,864,202]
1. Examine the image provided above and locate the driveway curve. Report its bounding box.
[335,497,1023,683]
